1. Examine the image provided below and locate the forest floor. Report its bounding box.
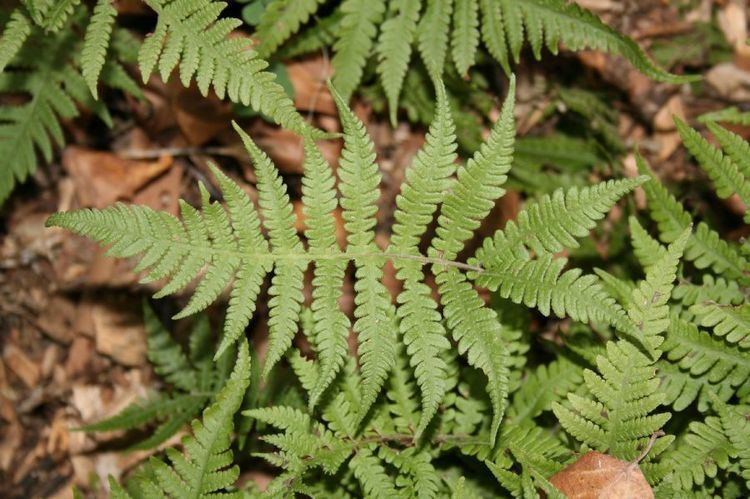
[2,0,750,497]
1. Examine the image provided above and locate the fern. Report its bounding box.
[553,229,689,460]
[140,0,314,136]
[0,10,31,73]
[690,303,750,348]
[47,77,642,454]
[258,0,690,119]
[80,0,115,97]
[637,153,750,285]
[119,340,251,498]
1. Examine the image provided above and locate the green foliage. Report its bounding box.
[248,0,692,114]
[48,77,643,459]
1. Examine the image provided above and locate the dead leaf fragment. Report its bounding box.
[3,345,40,388]
[92,298,147,367]
[63,146,173,208]
[549,451,654,499]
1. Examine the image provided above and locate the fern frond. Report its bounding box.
[417,0,453,75]
[690,303,750,348]
[507,358,584,424]
[430,77,517,444]
[0,10,31,73]
[699,106,750,126]
[714,397,750,488]
[376,0,421,125]
[637,154,750,284]
[142,340,251,498]
[140,0,313,135]
[143,302,197,391]
[673,275,744,308]
[451,0,479,77]
[663,315,750,397]
[254,0,326,58]
[498,0,695,83]
[42,0,81,32]
[554,233,687,460]
[676,117,750,220]
[333,85,396,419]
[478,0,509,75]
[390,81,456,437]
[661,416,734,492]
[706,121,750,181]
[331,0,385,100]
[379,447,441,499]
[81,0,116,97]
[351,446,399,498]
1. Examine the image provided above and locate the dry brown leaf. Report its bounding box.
[172,85,233,145]
[63,146,173,208]
[287,57,336,116]
[549,451,654,499]
[706,62,750,102]
[3,344,40,389]
[91,298,147,367]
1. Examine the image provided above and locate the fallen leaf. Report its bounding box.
[92,298,147,367]
[63,146,173,208]
[287,56,336,116]
[706,62,750,102]
[172,84,233,145]
[549,451,654,499]
[3,344,40,389]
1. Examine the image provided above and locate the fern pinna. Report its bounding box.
[47,74,649,455]
[252,0,695,123]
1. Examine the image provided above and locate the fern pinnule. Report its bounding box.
[507,358,583,424]
[417,0,453,76]
[0,10,31,73]
[690,303,750,348]
[478,0,509,75]
[377,0,421,126]
[705,121,750,181]
[390,81,456,437]
[714,396,750,489]
[451,0,480,77]
[331,0,385,100]
[630,216,668,271]
[81,0,116,97]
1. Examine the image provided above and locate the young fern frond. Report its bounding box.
[135,340,251,498]
[553,230,689,461]
[140,0,314,135]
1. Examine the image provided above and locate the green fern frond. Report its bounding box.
[277,7,343,59]
[41,0,81,32]
[478,0,509,75]
[0,10,122,204]
[80,0,115,97]
[714,397,750,488]
[140,340,251,498]
[430,76,517,444]
[507,358,584,424]
[705,122,750,181]
[254,0,327,59]
[663,315,750,398]
[140,0,314,135]
[690,303,750,348]
[673,275,745,308]
[699,106,750,126]
[637,153,750,284]
[0,10,31,73]
[661,416,734,492]
[144,302,198,391]
[351,446,400,498]
[554,232,687,460]
[379,447,441,499]
[330,0,385,100]
[377,0,421,125]
[630,216,667,271]
[498,0,695,83]
[451,0,479,77]
[676,117,750,220]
